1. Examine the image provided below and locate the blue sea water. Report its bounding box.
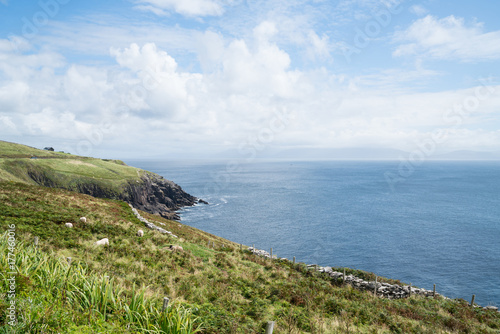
[126,160,500,306]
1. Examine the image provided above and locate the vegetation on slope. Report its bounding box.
[1,181,499,333]
[0,140,197,220]
[0,140,143,189]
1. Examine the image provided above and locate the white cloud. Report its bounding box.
[2,21,500,159]
[394,15,500,61]
[409,4,428,16]
[135,0,224,17]
[306,30,331,61]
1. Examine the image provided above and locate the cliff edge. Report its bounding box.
[0,140,200,220]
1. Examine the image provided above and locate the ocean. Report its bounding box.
[126,160,500,306]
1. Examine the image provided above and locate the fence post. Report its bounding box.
[270,248,273,259]
[374,276,378,296]
[470,295,475,307]
[409,283,412,297]
[240,244,242,251]
[293,256,296,265]
[265,321,275,334]
[343,268,346,284]
[34,236,39,248]
[433,284,436,298]
[162,297,170,312]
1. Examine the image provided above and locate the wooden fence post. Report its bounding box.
[409,283,412,297]
[34,236,39,248]
[374,276,378,296]
[470,295,475,307]
[162,297,170,312]
[293,256,296,265]
[433,284,436,298]
[265,321,275,334]
[270,248,273,259]
[343,268,346,284]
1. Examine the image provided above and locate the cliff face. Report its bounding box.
[0,142,201,220]
[122,173,198,220]
[23,170,198,220]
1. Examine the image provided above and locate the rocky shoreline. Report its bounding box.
[123,173,200,221]
[248,247,500,312]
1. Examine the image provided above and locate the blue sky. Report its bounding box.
[1,0,500,159]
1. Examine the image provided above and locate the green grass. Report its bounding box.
[0,140,148,198]
[0,140,71,158]
[0,232,202,333]
[1,181,499,333]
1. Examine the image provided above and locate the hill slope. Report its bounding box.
[1,181,499,333]
[0,140,199,220]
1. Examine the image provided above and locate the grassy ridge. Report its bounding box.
[0,141,153,205]
[0,140,142,187]
[0,141,71,159]
[1,181,499,333]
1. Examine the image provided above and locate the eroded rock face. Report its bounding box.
[123,173,197,220]
[23,166,198,220]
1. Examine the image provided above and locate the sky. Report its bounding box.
[1,0,500,160]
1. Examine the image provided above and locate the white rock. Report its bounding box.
[95,238,109,246]
[65,223,73,228]
[137,230,144,237]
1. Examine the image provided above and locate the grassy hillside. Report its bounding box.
[0,140,198,221]
[0,140,141,188]
[1,181,499,333]
[0,141,72,158]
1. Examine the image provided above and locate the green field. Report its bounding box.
[0,140,147,195]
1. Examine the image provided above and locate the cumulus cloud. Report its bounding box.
[2,19,500,158]
[394,15,500,61]
[134,0,224,17]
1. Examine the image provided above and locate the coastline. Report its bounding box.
[247,246,499,311]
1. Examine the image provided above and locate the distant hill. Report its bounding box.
[0,140,199,220]
[430,150,500,160]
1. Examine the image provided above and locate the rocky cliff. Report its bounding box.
[0,141,202,220]
[122,173,199,220]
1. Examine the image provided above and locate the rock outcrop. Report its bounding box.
[123,173,197,220]
[20,164,198,220]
